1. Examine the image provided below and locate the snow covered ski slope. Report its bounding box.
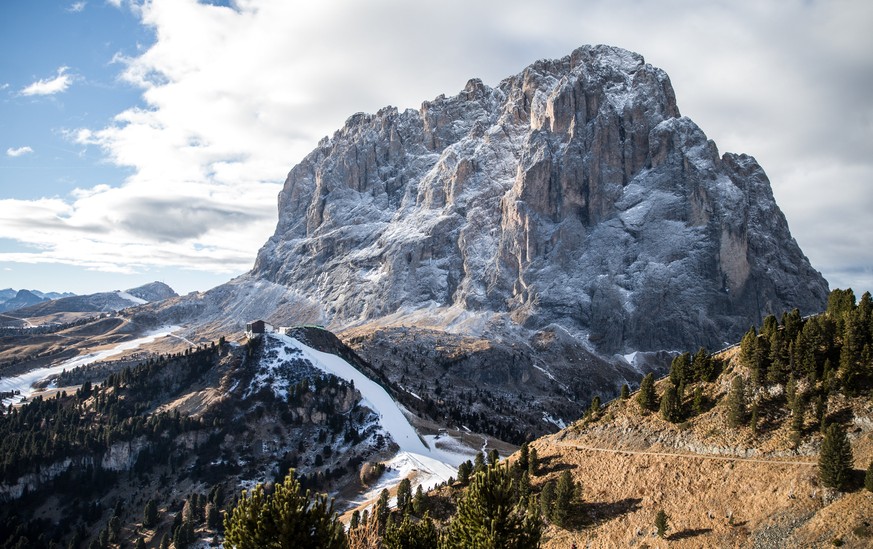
[271,333,468,491]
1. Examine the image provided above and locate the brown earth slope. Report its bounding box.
[522,348,873,548]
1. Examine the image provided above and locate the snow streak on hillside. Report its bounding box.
[0,326,181,406]
[270,333,469,494]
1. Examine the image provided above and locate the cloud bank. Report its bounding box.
[3,0,871,294]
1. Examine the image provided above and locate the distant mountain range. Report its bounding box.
[0,289,75,314]
[0,282,177,318]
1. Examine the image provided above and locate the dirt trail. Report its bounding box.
[556,441,817,467]
[0,312,33,327]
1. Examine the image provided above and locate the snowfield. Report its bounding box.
[270,333,473,495]
[116,291,148,305]
[0,326,181,406]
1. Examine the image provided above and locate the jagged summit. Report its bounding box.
[249,44,826,354]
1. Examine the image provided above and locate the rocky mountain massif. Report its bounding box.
[250,44,827,354]
[143,45,828,428]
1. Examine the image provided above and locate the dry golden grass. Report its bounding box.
[523,349,873,548]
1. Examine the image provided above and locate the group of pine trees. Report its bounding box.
[224,458,543,548]
[223,442,582,548]
[739,289,873,394]
[628,289,873,494]
[0,342,223,482]
[631,346,721,423]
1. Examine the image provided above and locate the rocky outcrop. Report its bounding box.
[126,281,178,302]
[251,44,827,354]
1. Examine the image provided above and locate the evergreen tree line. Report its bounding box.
[0,343,224,482]
[225,446,561,549]
[631,346,722,423]
[739,289,873,394]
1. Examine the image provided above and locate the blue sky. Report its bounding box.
[1,0,871,298]
[1,1,144,201]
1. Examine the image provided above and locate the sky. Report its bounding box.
[0,0,871,298]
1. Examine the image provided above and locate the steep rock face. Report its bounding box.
[252,45,827,353]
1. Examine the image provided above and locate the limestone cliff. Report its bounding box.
[251,45,827,354]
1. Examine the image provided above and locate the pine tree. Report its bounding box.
[376,489,390,531]
[412,485,426,516]
[620,384,630,400]
[659,384,682,423]
[740,328,759,372]
[553,470,578,527]
[349,510,360,530]
[205,502,221,530]
[457,460,473,485]
[384,514,438,549]
[223,471,346,548]
[108,516,121,543]
[517,442,530,473]
[726,376,746,428]
[539,479,556,521]
[637,373,657,412]
[143,499,158,528]
[588,395,601,417]
[655,509,669,538]
[517,471,531,504]
[669,353,691,386]
[785,375,797,409]
[692,347,713,382]
[818,424,854,491]
[528,447,538,476]
[791,395,805,434]
[692,385,706,415]
[442,464,541,549]
[473,452,486,474]
[396,478,412,515]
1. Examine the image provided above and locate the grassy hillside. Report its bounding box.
[518,289,873,548]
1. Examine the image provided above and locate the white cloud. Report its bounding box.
[21,67,73,96]
[68,2,86,12]
[6,146,34,157]
[4,0,871,295]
